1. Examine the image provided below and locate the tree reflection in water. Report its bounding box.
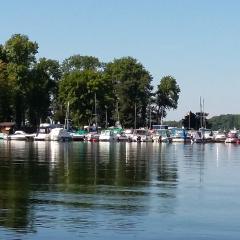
[0,141,178,235]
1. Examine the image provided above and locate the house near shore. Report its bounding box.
[0,122,15,135]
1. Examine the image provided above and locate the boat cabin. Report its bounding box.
[0,122,15,135]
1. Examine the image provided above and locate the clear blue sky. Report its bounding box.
[1,0,240,120]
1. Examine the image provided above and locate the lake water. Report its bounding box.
[0,141,240,240]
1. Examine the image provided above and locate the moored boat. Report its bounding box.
[132,128,153,142]
[225,131,239,143]
[5,130,35,141]
[171,128,191,143]
[214,132,227,143]
[152,129,172,143]
[99,129,116,141]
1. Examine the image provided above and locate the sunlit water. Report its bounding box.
[0,141,240,239]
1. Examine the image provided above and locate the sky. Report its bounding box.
[1,0,240,120]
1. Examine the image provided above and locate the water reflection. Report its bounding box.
[0,141,180,237]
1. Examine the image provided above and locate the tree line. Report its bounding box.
[0,34,181,130]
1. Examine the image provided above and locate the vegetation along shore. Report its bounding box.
[0,34,239,131]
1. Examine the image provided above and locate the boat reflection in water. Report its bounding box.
[1,140,240,239]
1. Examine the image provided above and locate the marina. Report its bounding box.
[0,141,240,239]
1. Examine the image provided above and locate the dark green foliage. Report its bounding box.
[182,111,211,130]
[61,55,102,73]
[155,76,180,124]
[0,34,182,129]
[209,114,240,131]
[104,57,153,128]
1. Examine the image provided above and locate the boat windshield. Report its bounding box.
[155,129,170,137]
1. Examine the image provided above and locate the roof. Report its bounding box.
[0,122,15,127]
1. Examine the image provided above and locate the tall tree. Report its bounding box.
[155,75,180,123]
[0,60,14,121]
[26,58,61,127]
[4,34,38,128]
[61,55,102,73]
[58,70,114,126]
[58,55,115,127]
[104,57,153,128]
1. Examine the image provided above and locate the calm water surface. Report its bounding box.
[0,141,240,239]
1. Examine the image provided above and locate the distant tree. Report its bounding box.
[155,76,180,124]
[208,114,240,131]
[182,111,211,130]
[104,57,153,128]
[182,111,198,129]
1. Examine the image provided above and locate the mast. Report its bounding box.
[200,96,202,128]
[203,98,205,128]
[94,93,98,132]
[116,100,120,123]
[64,101,70,130]
[134,102,137,130]
[149,106,152,129]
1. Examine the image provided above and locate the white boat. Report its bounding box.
[34,123,72,141]
[199,128,214,142]
[117,132,129,141]
[191,131,204,143]
[124,129,134,141]
[152,129,172,143]
[34,123,52,141]
[49,128,72,141]
[214,132,226,142]
[68,131,86,141]
[171,128,191,143]
[99,129,116,141]
[5,130,35,141]
[86,132,100,142]
[132,129,153,142]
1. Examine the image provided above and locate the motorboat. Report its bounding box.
[34,123,71,141]
[132,128,153,142]
[68,129,87,141]
[99,129,116,141]
[199,128,214,142]
[49,128,72,141]
[191,131,204,143]
[214,132,226,143]
[170,128,191,143]
[124,129,134,141]
[86,133,100,142]
[117,132,130,142]
[225,131,239,143]
[34,123,52,141]
[5,130,35,141]
[152,129,172,143]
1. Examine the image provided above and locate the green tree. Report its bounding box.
[61,55,102,73]
[104,57,153,128]
[59,55,115,127]
[58,69,114,127]
[155,75,180,124]
[26,58,61,127]
[0,60,14,121]
[4,34,38,128]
